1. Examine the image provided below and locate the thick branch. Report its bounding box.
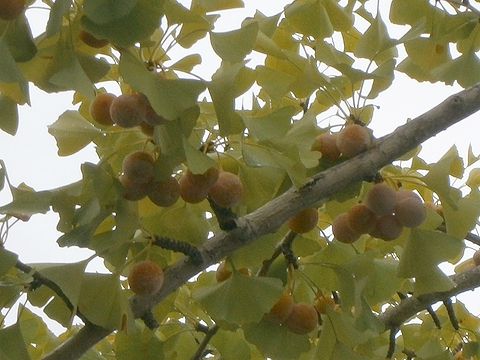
[379,265,480,330]
[43,84,480,360]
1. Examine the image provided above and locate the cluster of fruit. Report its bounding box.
[119,149,244,209]
[332,183,427,243]
[89,92,166,136]
[312,123,372,161]
[264,292,320,335]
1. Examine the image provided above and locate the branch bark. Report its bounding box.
[43,83,480,360]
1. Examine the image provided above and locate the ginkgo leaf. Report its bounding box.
[193,272,283,325]
[0,94,18,135]
[45,0,72,36]
[78,273,134,330]
[423,146,464,208]
[397,228,463,278]
[0,185,51,218]
[208,62,250,136]
[0,323,31,360]
[182,136,216,174]
[119,51,205,121]
[0,248,17,277]
[243,319,311,360]
[48,110,102,156]
[413,266,456,295]
[5,16,37,62]
[210,22,258,63]
[243,106,295,142]
[81,0,165,47]
[285,0,333,39]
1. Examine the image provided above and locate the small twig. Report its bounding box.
[153,235,203,265]
[189,323,219,360]
[426,305,442,329]
[140,310,159,330]
[444,298,459,330]
[207,197,238,231]
[257,230,297,276]
[387,327,399,359]
[402,348,417,360]
[281,232,298,269]
[14,260,90,325]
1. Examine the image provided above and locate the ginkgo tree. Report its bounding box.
[2,0,480,359]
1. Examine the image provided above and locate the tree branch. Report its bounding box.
[379,265,480,330]
[43,83,480,360]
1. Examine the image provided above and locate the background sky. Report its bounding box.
[0,0,478,334]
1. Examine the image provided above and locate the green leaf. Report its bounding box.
[208,62,252,135]
[169,54,202,72]
[285,0,333,39]
[195,0,244,12]
[315,40,354,67]
[423,146,463,208]
[367,58,396,99]
[182,136,216,174]
[0,186,51,218]
[243,106,295,142]
[119,51,205,120]
[47,110,102,156]
[243,319,311,360]
[78,273,134,330]
[442,189,480,239]
[210,22,258,63]
[397,228,463,278]
[0,37,26,83]
[413,266,456,295]
[45,0,72,37]
[210,329,252,360]
[0,248,18,277]
[0,323,32,360]
[193,272,283,324]
[324,0,354,32]
[390,0,444,29]
[242,143,306,189]
[431,52,480,88]
[354,12,397,62]
[5,16,37,62]
[83,0,138,25]
[49,55,96,99]
[0,94,18,135]
[81,0,166,47]
[255,65,295,100]
[115,328,165,360]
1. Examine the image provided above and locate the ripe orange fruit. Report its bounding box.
[364,183,397,216]
[89,93,116,125]
[122,151,155,185]
[284,302,318,334]
[336,124,371,158]
[0,0,25,20]
[264,292,294,324]
[312,132,341,161]
[179,174,209,204]
[287,208,318,234]
[147,176,180,207]
[128,260,164,296]
[208,172,243,208]
[332,212,361,244]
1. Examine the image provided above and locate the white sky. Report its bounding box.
[1,0,479,333]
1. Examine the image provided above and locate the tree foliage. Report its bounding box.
[2,0,480,359]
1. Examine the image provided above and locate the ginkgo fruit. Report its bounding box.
[89,93,116,125]
[370,214,403,241]
[179,174,210,204]
[473,249,480,266]
[215,260,249,282]
[346,203,376,234]
[284,302,318,334]
[364,183,397,216]
[128,260,164,296]
[264,292,294,324]
[312,132,341,161]
[122,151,155,185]
[395,197,426,228]
[208,172,243,208]
[336,124,371,158]
[0,0,25,20]
[119,174,148,201]
[79,30,109,48]
[186,166,220,189]
[147,176,180,207]
[287,208,319,233]
[110,93,147,128]
[332,212,361,244]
